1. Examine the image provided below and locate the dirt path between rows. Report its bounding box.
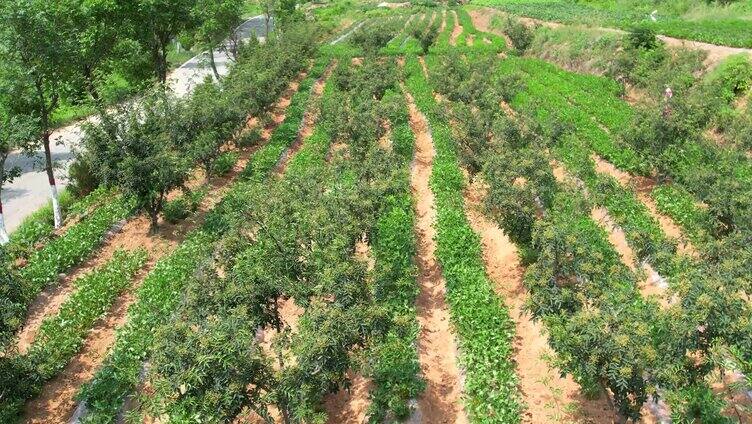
[439,9,447,34]
[449,10,463,47]
[463,177,618,424]
[591,154,697,257]
[551,162,669,306]
[404,89,467,424]
[275,62,336,175]
[468,7,751,69]
[21,72,308,424]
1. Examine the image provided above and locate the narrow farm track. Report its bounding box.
[275,61,336,175]
[463,178,618,424]
[405,89,467,424]
[449,10,463,46]
[467,7,752,69]
[20,73,308,424]
[590,154,697,257]
[552,162,670,306]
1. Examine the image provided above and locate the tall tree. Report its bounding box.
[82,90,190,232]
[0,0,77,229]
[68,0,130,106]
[133,0,197,84]
[190,0,244,81]
[0,114,38,243]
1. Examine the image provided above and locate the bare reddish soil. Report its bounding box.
[464,178,618,424]
[449,10,463,47]
[405,89,467,424]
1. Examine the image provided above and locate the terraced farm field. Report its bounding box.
[1,1,751,423]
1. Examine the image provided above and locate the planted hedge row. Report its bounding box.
[0,249,146,421]
[239,58,329,181]
[365,87,424,422]
[405,56,522,423]
[75,232,216,423]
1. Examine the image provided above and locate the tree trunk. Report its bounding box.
[265,14,271,38]
[0,199,9,245]
[209,46,221,81]
[84,67,102,107]
[43,133,62,229]
[149,207,160,234]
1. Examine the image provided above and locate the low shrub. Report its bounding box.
[504,17,534,53]
[627,25,659,50]
[237,127,262,148]
[704,54,752,103]
[213,151,239,176]
[162,197,191,224]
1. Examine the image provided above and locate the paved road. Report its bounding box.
[4,15,270,233]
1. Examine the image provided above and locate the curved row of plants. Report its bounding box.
[426,50,750,421]
[0,249,147,420]
[30,24,324,422]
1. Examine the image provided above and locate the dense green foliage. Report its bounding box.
[0,250,146,420]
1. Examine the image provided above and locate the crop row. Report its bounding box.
[499,60,686,279]
[0,195,132,348]
[6,187,112,261]
[405,55,522,423]
[366,85,423,421]
[430,9,456,53]
[73,31,325,422]
[127,57,423,421]
[426,52,745,420]
[0,249,146,421]
[76,232,217,423]
[509,55,752,246]
[239,58,329,181]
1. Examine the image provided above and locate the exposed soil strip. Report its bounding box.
[449,10,463,47]
[439,9,447,34]
[21,73,308,424]
[463,178,617,424]
[590,154,697,257]
[466,34,475,47]
[324,372,373,424]
[552,162,669,305]
[404,88,467,424]
[275,62,336,175]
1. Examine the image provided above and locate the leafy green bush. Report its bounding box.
[237,127,262,148]
[704,54,752,103]
[162,197,191,224]
[505,16,534,53]
[213,151,240,176]
[627,25,659,50]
